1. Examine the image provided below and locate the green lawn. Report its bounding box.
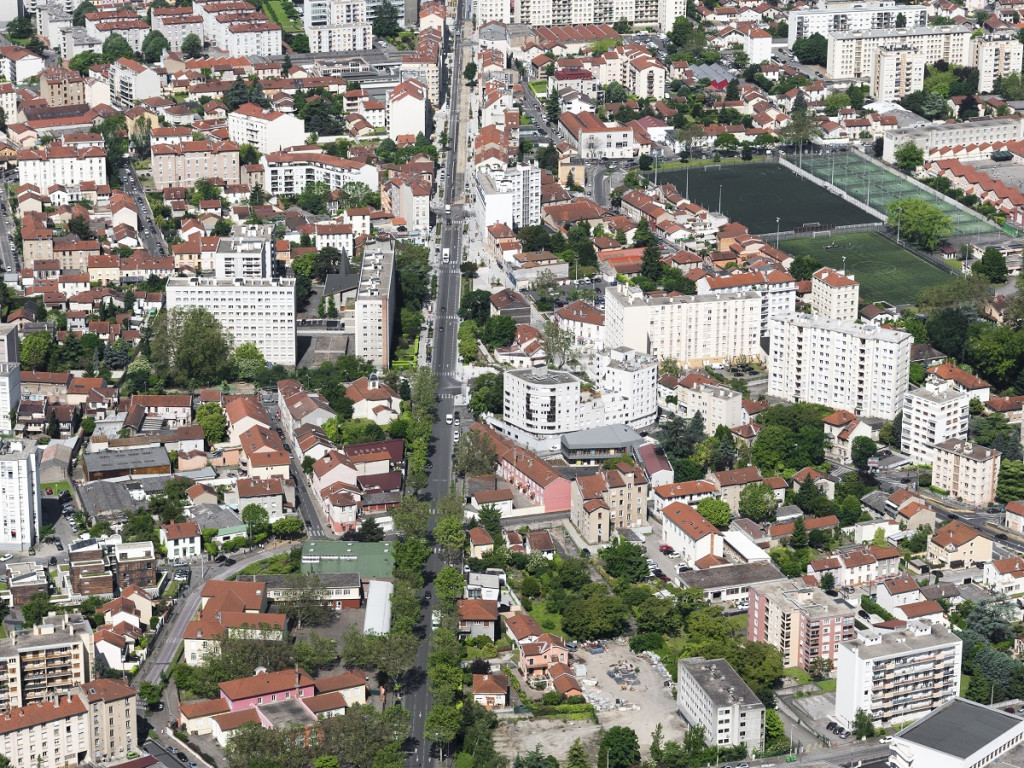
[529,81,548,94]
[961,674,971,696]
[528,600,564,637]
[784,667,813,684]
[817,678,837,693]
[42,481,71,497]
[264,0,302,32]
[781,232,952,304]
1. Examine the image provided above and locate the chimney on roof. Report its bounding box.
[295,664,300,689]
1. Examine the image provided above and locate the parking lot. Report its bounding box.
[495,638,686,760]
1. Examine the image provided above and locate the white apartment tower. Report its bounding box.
[901,382,969,466]
[873,45,926,103]
[0,438,39,552]
[304,0,373,52]
[835,622,962,728]
[355,237,397,369]
[0,362,19,434]
[810,268,860,323]
[166,276,296,366]
[768,314,911,420]
[932,439,1001,507]
[677,657,766,752]
[972,31,1024,93]
[214,225,275,279]
[475,163,542,230]
[598,346,659,431]
[605,284,762,368]
[788,2,927,46]
[0,322,18,363]
[826,25,972,81]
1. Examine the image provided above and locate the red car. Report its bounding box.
[659,545,674,554]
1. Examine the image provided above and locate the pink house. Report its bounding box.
[219,667,315,711]
[518,632,568,678]
[471,423,571,513]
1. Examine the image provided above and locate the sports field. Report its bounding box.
[656,163,878,234]
[782,232,951,305]
[800,153,1000,238]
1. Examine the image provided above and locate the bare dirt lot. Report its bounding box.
[494,639,687,762]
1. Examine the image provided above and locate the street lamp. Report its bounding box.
[776,216,781,248]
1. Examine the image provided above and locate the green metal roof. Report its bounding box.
[300,540,395,579]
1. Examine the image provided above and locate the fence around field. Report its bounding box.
[793,152,1000,237]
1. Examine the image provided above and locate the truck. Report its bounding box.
[442,248,450,264]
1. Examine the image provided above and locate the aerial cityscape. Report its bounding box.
[2,0,1024,767]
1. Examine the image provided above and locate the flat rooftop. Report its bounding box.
[679,657,762,708]
[898,698,1023,759]
[843,621,960,660]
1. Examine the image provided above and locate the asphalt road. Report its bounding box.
[135,546,284,687]
[403,7,471,768]
[0,169,18,272]
[120,163,169,258]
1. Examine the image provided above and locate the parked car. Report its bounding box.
[879,737,893,744]
[659,545,674,554]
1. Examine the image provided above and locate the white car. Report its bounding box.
[879,737,893,744]
[0,554,11,562]
[445,413,453,425]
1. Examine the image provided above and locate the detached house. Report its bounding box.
[518,632,569,679]
[457,599,499,640]
[983,556,1024,594]
[472,673,510,709]
[928,520,993,568]
[161,521,202,562]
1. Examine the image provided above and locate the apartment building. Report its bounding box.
[747,578,856,670]
[901,382,969,466]
[882,116,1024,164]
[151,140,241,190]
[0,437,40,553]
[0,45,43,84]
[304,0,373,52]
[0,612,94,711]
[0,679,137,768]
[0,362,19,434]
[826,25,973,81]
[662,501,724,567]
[475,162,542,230]
[810,268,859,323]
[673,380,744,432]
[767,313,911,421]
[383,173,432,236]
[511,0,657,27]
[151,7,206,50]
[695,270,797,338]
[677,657,765,752]
[214,226,275,279]
[166,275,296,366]
[476,0,510,23]
[354,237,397,369]
[400,30,441,107]
[835,622,962,728]
[605,284,762,369]
[387,78,429,141]
[108,57,161,109]
[227,103,306,155]
[599,346,659,430]
[113,541,157,588]
[18,142,107,190]
[558,111,635,160]
[262,148,379,197]
[788,2,928,45]
[972,30,1024,93]
[873,45,926,103]
[569,464,648,544]
[503,368,597,451]
[932,439,1001,506]
[38,66,86,107]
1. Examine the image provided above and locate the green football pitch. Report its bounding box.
[782,232,952,305]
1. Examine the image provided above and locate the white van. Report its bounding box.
[442,248,451,264]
